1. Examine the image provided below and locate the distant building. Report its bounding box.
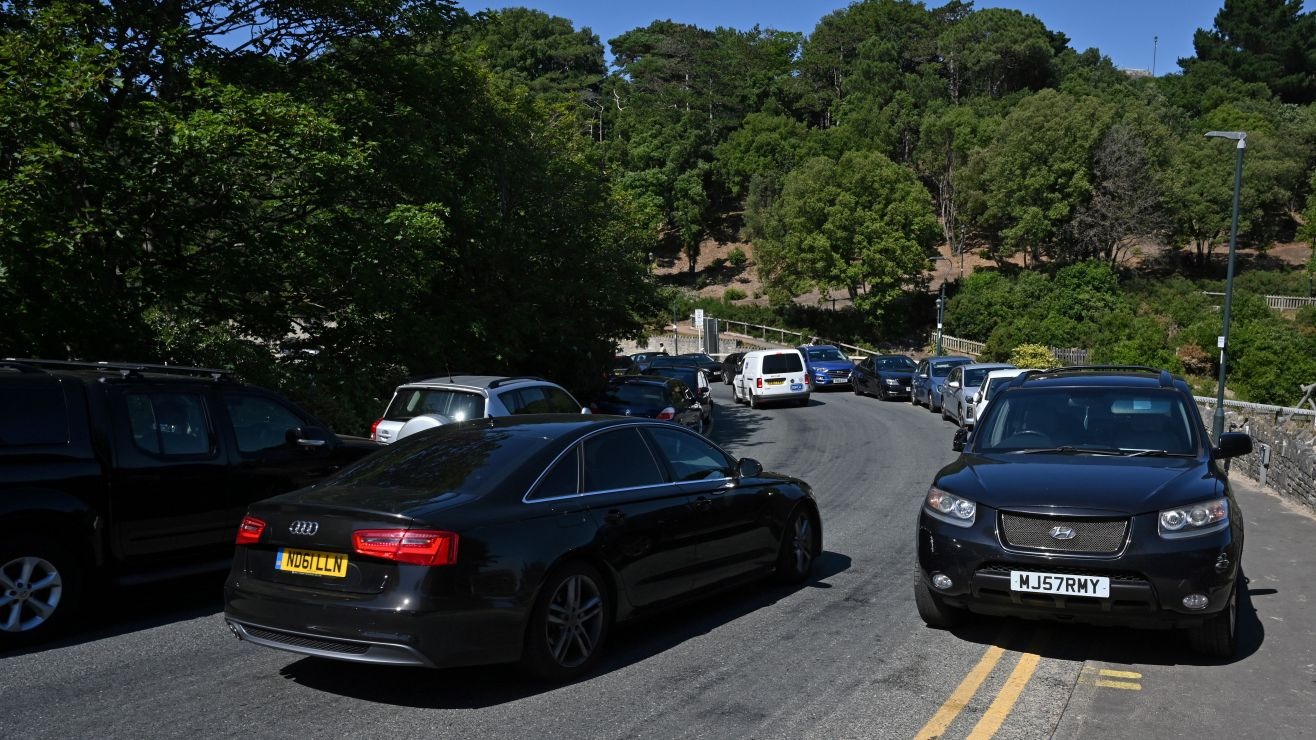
[1121,68,1153,79]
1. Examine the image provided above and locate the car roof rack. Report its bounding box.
[1013,365,1176,388]
[486,376,548,389]
[1,358,233,381]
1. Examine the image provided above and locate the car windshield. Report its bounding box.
[681,354,715,363]
[385,388,485,423]
[931,360,966,378]
[875,357,915,370]
[647,367,698,389]
[762,353,804,374]
[963,368,998,387]
[651,356,697,368]
[601,383,669,408]
[974,388,1199,455]
[806,347,847,362]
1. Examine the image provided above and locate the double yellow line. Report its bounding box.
[914,630,1050,740]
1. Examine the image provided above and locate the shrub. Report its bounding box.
[708,257,728,272]
[1010,343,1062,370]
[723,287,747,302]
[728,247,748,266]
[1176,344,1213,375]
[1296,304,1316,329]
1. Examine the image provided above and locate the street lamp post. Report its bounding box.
[1205,130,1246,443]
[929,256,948,355]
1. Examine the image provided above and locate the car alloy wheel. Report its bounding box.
[776,508,816,583]
[523,561,610,681]
[0,555,62,634]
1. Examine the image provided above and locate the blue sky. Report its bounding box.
[454,0,1306,76]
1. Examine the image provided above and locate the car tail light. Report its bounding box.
[236,515,266,545]
[803,374,810,384]
[369,417,384,440]
[352,529,459,566]
[756,378,763,389]
[657,407,676,421]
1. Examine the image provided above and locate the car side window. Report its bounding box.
[223,393,307,453]
[537,387,581,413]
[529,447,580,500]
[581,428,665,492]
[644,427,733,482]
[0,383,69,447]
[125,391,213,456]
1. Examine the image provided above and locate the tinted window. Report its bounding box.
[223,393,306,453]
[805,347,846,362]
[931,360,967,377]
[646,367,698,389]
[125,392,213,456]
[975,388,1198,454]
[502,386,580,415]
[385,388,484,422]
[529,448,579,500]
[581,428,665,492]
[963,368,1000,387]
[876,356,916,371]
[762,353,803,374]
[645,427,732,482]
[329,427,543,495]
[0,385,69,446]
[600,382,669,408]
[651,356,697,369]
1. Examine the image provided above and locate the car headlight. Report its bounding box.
[1158,498,1229,538]
[925,486,977,528]
[884,378,900,385]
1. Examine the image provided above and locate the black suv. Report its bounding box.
[915,367,1253,657]
[0,359,378,645]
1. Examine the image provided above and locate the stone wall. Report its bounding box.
[1197,398,1316,515]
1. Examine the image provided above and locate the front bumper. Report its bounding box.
[812,373,852,387]
[917,508,1240,628]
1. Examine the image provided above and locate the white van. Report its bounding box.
[733,349,810,408]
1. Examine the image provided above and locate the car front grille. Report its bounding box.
[999,513,1129,554]
[243,625,370,655]
[827,369,850,378]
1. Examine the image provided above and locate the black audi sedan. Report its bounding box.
[592,376,703,430]
[851,354,916,400]
[224,416,821,680]
[915,367,1252,657]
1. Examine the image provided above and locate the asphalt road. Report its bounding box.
[2,383,1314,739]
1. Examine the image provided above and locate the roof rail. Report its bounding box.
[0,359,48,374]
[1034,365,1164,375]
[2,358,233,381]
[487,376,548,389]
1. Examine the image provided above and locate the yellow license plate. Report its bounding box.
[766,378,785,385]
[276,548,348,578]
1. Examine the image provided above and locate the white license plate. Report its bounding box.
[1010,571,1110,598]
[790,383,804,391]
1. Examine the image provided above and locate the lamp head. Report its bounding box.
[1205,130,1246,148]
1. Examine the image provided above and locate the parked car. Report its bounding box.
[224,416,821,679]
[916,366,1253,657]
[678,352,723,381]
[940,363,1016,427]
[628,351,669,373]
[371,376,586,444]
[733,349,810,409]
[0,358,379,646]
[721,352,745,386]
[643,366,713,428]
[796,345,854,388]
[975,368,1036,424]
[851,354,917,400]
[912,356,973,411]
[591,376,702,430]
[610,356,638,376]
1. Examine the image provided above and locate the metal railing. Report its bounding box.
[933,333,1089,365]
[1201,291,1316,310]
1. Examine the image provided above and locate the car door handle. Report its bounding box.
[692,496,713,511]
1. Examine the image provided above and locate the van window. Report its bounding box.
[762,353,803,374]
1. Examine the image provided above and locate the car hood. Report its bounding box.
[934,453,1221,515]
[807,360,853,372]
[875,370,914,380]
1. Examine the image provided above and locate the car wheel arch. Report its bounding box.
[530,550,629,626]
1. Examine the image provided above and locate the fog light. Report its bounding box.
[932,574,953,590]
[1183,593,1209,610]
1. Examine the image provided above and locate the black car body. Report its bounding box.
[0,359,378,645]
[721,352,745,386]
[677,353,723,381]
[643,366,712,425]
[852,354,916,400]
[590,376,702,430]
[610,356,638,376]
[223,416,821,679]
[915,367,1253,656]
[628,351,669,373]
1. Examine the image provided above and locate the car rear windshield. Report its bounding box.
[385,388,485,423]
[601,383,669,408]
[646,368,697,388]
[805,347,846,362]
[974,388,1199,454]
[328,427,546,495]
[931,360,966,377]
[762,353,803,374]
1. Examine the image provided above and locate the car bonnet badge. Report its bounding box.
[1049,526,1076,540]
[289,520,319,536]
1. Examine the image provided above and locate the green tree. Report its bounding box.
[1187,0,1316,104]
[453,8,605,98]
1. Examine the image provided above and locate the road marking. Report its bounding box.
[964,631,1049,740]
[913,643,1008,740]
[1093,679,1143,691]
[1096,668,1142,680]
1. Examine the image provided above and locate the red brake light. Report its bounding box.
[756,378,763,388]
[369,417,384,440]
[236,515,266,545]
[352,529,459,566]
[803,374,810,384]
[657,407,676,421]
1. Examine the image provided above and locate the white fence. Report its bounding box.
[1201,291,1316,311]
[934,333,1089,365]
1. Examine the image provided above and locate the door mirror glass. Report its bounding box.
[736,457,763,478]
[1214,432,1253,459]
[952,427,969,452]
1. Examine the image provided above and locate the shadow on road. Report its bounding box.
[276,550,853,709]
[943,571,1267,667]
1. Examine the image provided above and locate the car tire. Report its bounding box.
[1186,583,1238,658]
[521,560,611,682]
[914,564,963,629]
[853,383,862,397]
[0,537,82,647]
[748,391,759,410]
[775,507,818,583]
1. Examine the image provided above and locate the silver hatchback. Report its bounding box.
[371,375,586,443]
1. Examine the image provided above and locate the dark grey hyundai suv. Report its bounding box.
[915,367,1253,657]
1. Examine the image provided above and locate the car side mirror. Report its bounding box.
[580,406,591,415]
[952,427,969,452]
[286,427,329,448]
[736,457,763,478]
[1213,432,1253,459]
[948,381,960,388]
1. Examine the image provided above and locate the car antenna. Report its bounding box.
[446,360,453,382]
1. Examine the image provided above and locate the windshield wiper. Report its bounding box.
[1008,446,1123,456]
[1122,449,1195,457]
